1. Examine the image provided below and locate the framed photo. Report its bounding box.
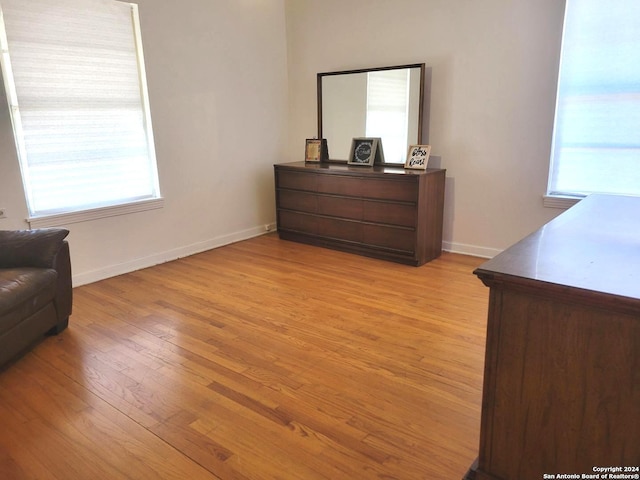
[348,137,378,166]
[405,144,431,170]
[305,138,328,162]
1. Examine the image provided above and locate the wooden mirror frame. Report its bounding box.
[317,63,425,164]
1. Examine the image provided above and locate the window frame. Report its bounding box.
[0,0,163,227]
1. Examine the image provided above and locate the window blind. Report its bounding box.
[0,0,160,217]
[548,0,640,198]
[365,69,410,164]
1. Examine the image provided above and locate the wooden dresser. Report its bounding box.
[274,161,445,266]
[465,194,640,480]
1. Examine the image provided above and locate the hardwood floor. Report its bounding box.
[0,234,488,479]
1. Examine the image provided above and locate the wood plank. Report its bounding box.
[0,234,487,479]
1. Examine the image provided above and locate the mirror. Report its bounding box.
[318,63,425,164]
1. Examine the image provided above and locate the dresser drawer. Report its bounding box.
[278,211,317,234]
[279,211,363,243]
[277,170,317,191]
[363,201,415,227]
[316,174,362,196]
[316,217,362,243]
[362,178,418,202]
[278,190,317,214]
[317,195,362,220]
[364,224,415,252]
[280,190,364,221]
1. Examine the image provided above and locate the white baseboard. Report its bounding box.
[442,241,502,259]
[72,223,277,287]
[73,227,498,287]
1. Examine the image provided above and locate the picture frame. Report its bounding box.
[305,138,328,162]
[348,137,378,166]
[371,137,386,165]
[404,144,431,170]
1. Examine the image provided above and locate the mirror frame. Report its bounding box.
[317,63,425,164]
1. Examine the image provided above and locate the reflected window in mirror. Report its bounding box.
[366,69,420,164]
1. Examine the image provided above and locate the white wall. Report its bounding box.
[0,0,289,285]
[284,0,567,257]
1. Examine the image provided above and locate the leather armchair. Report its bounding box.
[0,228,72,368]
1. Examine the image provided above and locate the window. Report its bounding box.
[546,0,640,207]
[0,0,161,226]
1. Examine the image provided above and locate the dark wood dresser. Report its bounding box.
[274,161,446,266]
[465,194,640,480]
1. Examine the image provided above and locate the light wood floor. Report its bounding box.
[0,234,489,480]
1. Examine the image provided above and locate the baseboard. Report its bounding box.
[73,229,497,287]
[442,241,502,259]
[72,223,277,286]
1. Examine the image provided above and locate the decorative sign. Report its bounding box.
[405,145,431,170]
[348,138,379,166]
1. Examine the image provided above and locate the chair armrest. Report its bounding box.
[0,228,70,269]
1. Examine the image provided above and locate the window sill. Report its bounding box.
[543,194,583,210]
[27,197,164,228]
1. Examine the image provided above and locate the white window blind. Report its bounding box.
[365,69,410,164]
[0,0,161,219]
[547,0,640,200]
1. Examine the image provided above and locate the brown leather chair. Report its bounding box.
[0,228,72,368]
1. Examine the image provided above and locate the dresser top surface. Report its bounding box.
[475,194,640,300]
[275,161,445,177]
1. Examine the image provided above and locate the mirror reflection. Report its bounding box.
[318,64,424,164]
